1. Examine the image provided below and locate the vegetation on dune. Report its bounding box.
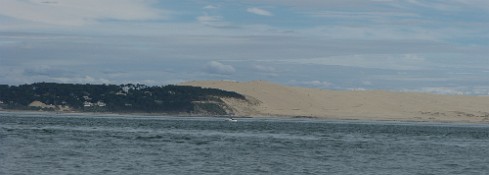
[0,82,245,115]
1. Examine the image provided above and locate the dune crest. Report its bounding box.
[182,80,489,123]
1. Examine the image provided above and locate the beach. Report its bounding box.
[182,80,489,123]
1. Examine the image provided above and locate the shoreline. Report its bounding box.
[2,109,489,125]
[182,80,489,124]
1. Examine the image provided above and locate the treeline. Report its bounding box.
[0,82,245,114]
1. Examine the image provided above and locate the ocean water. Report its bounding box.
[1,112,489,175]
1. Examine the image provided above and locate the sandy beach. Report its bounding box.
[182,80,489,123]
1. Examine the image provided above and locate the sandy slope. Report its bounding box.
[181,80,489,123]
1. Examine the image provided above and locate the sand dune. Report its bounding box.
[182,80,489,123]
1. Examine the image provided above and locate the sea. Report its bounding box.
[1,112,489,175]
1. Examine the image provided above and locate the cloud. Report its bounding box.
[361,80,373,86]
[243,0,396,9]
[251,64,279,77]
[253,65,276,73]
[196,14,236,28]
[203,5,219,9]
[0,0,488,94]
[306,80,333,87]
[195,14,238,29]
[405,87,466,95]
[197,14,223,23]
[52,75,112,84]
[304,11,418,20]
[398,86,489,96]
[0,0,165,26]
[287,80,334,88]
[247,7,273,16]
[204,61,236,75]
[23,65,74,77]
[287,54,430,70]
[245,0,489,10]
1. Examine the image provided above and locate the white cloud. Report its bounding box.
[348,88,368,91]
[307,80,333,87]
[204,61,236,75]
[247,7,273,16]
[203,5,218,9]
[244,0,397,8]
[246,0,489,10]
[53,76,112,84]
[196,14,234,28]
[0,0,165,26]
[305,11,417,19]
[301,26,439,40]
[404,87,466,95]
[399,86,489,96]
[197,14,222,23]
[289,80,334,88]
[287,54,430,70]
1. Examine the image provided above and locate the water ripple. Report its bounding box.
[2,113,489,174]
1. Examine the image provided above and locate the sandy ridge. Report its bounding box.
[182,80,489,123]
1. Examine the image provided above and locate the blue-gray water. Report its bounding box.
[1,112,489,175]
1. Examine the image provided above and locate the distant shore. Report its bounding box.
[182,80,489,124]
[3,79,489,124]
[3,109,489,125]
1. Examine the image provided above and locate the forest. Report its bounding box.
[0,82,245,115]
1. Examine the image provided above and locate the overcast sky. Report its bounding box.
[0,0,488,95]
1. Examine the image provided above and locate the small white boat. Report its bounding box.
[226,118,238,122]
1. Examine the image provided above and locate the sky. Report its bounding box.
[0,0,488,95]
